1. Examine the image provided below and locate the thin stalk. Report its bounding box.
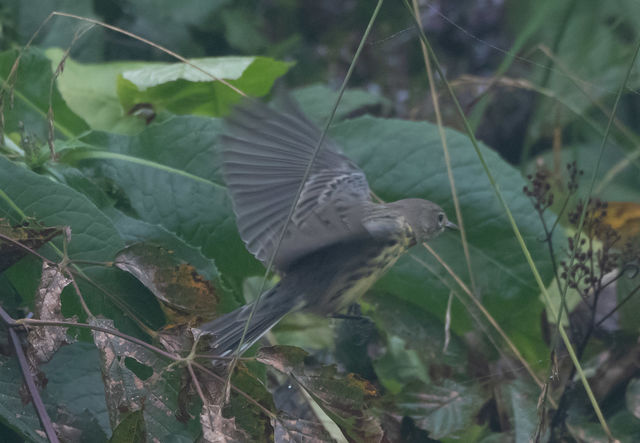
[410,0,476,294]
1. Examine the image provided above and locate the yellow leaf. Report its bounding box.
[601,201,640,244]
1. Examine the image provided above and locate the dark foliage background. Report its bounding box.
[0,1,639,442]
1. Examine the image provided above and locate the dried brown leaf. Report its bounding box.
[90,317,175,430]
[200,404,249,443]
[600,201,640,245]
[273,416,334,442]
[90,317,204,440]
[115,243,218,324]
[27,263,72,369]
[0,219,62,272]
[91,318,147,428]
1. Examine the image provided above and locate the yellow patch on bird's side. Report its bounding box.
[335,241,408,310]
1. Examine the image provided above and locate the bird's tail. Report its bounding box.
[197,284,293,357]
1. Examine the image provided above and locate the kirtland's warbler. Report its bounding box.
[199,99,456,356]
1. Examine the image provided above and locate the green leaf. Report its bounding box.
[41,342,110,435]
[497,379,540,442]
[257,345,383,442]
[368,293,466,396]
[108,210,218,283]
[0,155,165,335]
[45,47,148,134]
[0,155,122,262]
[35,165,230,315]
[330,116,554,362]
[105,209,241,315]
[525,1,640,142]
[0,48,88,142]
[116,56,293,116]
[291,83,390,125]
[110,410,146,443]
[395,379,485,440]
[627,377,640,420]
[374,335,430,395]
[61,116,261,294]
[0,353,47,442]
[540,275,582,327]
[0,338,110,442]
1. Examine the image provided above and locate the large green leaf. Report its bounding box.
[116,56,293,117]
[45,48,148,134]
[291,83,390,125]
[0,334,109,442]
[0,156,122,261]
[329,116,554,361]
[0,156,164,335]
[497,379,540,442]
[368,293,466,395]
[41,342,111,435]
[0,48,88,142]
[0,352,46,442]
[395,379,485,440]
[60,116,261,295]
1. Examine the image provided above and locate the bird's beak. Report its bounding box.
[445,220,458,230]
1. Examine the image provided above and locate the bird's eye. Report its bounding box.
[438,212,445,225]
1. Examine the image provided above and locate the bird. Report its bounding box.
[198,98,457,356]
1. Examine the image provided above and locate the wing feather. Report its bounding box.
[221,99,371,269]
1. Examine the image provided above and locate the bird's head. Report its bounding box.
[393,198,457,243]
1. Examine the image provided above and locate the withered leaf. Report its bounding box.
[91,317,148,429]
[224,365,275,440]
[0,219,62,272]
[193,363,276,441]
[257,346,382,442]
[114,243,218,324]
[200,404,249,443]
[601,201,640,245]
[273,416,334,442]
[156,324,195,356]
[90,317,201,440]
[26,263,72,369]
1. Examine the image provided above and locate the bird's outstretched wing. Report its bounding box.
[221,99,372,270]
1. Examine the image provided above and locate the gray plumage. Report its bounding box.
[199,99,455,356]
